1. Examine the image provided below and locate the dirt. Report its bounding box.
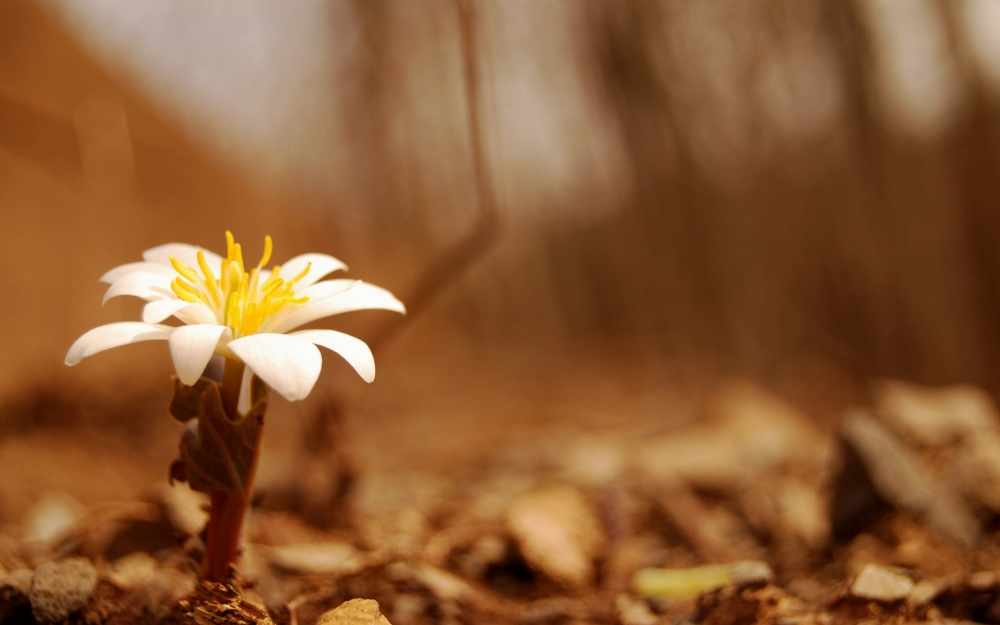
[2,347,1000,624]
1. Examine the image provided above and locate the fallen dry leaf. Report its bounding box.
[875,380,998,447]
[264,541,367,576]
[507,485,604,588]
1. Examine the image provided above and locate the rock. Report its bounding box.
[850,564,914,602]
[318,598,392,625]
[875,380,998,447]
[0,569,34,621]
[507,485,604,588]
[29,557,98,623]
[615,594,658,625]
[729,560,774,587]
[640,380,830,490]
[264,540,365,575]
[831,410,980,547]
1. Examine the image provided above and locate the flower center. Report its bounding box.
[169,231,310,337]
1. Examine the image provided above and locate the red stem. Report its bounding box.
[202,358,262,582]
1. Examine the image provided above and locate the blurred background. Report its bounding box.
[2,0,1000,514]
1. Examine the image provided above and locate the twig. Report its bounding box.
[369,0,500,349]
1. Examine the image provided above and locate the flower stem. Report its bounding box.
[220,358,245,419]
[203,358,263,582]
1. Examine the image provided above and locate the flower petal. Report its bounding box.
[174,304,219,325]
[143,300,200,324]
[228,334,322,401]
[100,261,177,284]
[168,324,230,385]
[103,272,175,305]
[65,322,173,365]
[296,279,359,302]
[279,254,348,288]
[267,281,406,334]
[291,329,376,383]
[143,243,224,274]
[237,365,254,416]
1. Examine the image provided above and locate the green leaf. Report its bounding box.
[168,375,268,495]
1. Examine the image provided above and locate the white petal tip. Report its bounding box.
[385,296,407,315]
[177,372,200,386]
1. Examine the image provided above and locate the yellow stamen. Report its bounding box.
[288,262,312,286]
[240,300,267,336]
[266,299,286,317]
[227,262,242,295]
[247,268,260,300]
[258,235,273,269]
[195,251,220,307]
[170,257,199,283]
[261,277,284,295]
[196,251,216,283]
[193,232,317,337]
[263,265,282,286]
[232,289,246,327]
[233,243,244,273]
[171,278,201,304]
[224,291,238,327]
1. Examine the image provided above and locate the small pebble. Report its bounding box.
[850,564,913,602]
[730,560,774,586]
[30,557,98,623]
[318,598,393,625]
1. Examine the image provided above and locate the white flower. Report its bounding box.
[66,232,405,409]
